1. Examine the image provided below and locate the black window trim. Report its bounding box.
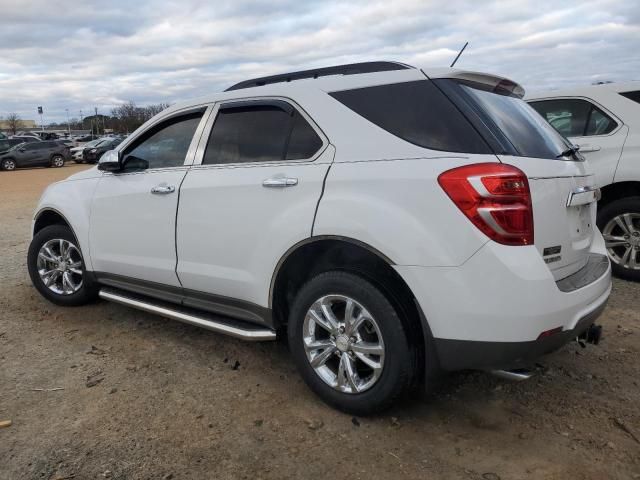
[527,96,622,138]
[108,104,213,175]
[191,96,328,168]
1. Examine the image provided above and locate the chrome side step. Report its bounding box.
[99,288,277,342]
[490,369,534,381]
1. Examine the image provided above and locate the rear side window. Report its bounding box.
[529,98,617,137]
[620,90,640,104]
[329,80,491,154]
[203,103,323,165]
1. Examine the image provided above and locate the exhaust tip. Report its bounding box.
[490,369,534,382]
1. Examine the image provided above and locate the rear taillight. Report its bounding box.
[438,163,533,246]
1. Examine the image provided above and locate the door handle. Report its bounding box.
[262,176,298,188]
[578,144,601,153]
[150,184,176,195]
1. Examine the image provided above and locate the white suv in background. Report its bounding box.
[528,83,640,280]
[28,62,611,414]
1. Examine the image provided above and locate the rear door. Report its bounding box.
[176,99,332,311]
[528,97,627,187]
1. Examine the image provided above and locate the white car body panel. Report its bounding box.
[176,145,335,307]
[527,81,640,188]
[88,168,189,286]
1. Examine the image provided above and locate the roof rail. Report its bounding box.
[225,61,415,91]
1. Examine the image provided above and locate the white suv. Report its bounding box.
[28,62,611,414]
[527,83,640,280]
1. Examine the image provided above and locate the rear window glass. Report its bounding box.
[454,82,571,159]
[329,80,491,154]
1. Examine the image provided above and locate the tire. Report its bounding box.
[597,196,640,281]
[288,271,414,415]
[1,158,16,171]
[51,155,65,168]
[27,225,99,306]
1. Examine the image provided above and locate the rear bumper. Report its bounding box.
[433,293,607,370]
[395,231,612,371]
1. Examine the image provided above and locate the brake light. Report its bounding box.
[438,163,533,246]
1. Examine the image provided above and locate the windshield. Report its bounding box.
[455,81,572,159]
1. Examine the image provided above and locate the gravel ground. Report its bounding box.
[1,164,639,480]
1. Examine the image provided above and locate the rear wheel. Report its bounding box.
[1,158,16,171]
[27,225,99,306]
[51,155,65,168]
[288,271,414,415]
[598,196,640,281]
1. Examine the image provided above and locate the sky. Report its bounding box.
[0,0,638,124]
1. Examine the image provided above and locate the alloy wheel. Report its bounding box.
[603,213,640,270]
[36,238,84,295]
[2,159,16,171]
[303,294,385,394]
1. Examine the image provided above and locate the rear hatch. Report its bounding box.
[433,74,598,280]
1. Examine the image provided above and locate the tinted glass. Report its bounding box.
[124,112,203,169]
[529,99,591,137]
[329,80,491,153]
[203,104,322,165]
[620,90,640,104]
[456,84,570,159]
[286,111,323,160]
[586,109,616,135]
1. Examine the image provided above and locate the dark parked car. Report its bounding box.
[12,135,41,143]
[0,138,27,153]
[82,137,123,163]
[0,141,70,171]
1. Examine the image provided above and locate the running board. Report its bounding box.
[99,288,277,342]
[490,369,534,381]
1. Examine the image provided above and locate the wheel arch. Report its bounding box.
[270,235,434,380]
[598,181,640,209]
[33,208,74,237]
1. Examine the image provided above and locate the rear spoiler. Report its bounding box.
[423,68,525,99]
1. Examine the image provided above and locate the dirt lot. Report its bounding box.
[0,164,639,480]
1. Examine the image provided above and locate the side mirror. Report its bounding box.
[97,149,122,172]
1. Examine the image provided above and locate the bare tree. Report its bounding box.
[6,113,22,135]
[111,101,171,133]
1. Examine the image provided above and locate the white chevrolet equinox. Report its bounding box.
[28,62,612,414]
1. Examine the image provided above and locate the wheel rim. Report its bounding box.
[303,294,385,394]
[603,213,640,270]
[3,160,15,170]
[53,157,63,167]
[37,238,84,295]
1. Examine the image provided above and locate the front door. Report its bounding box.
[89,108,208,288]
[177,99,333,314]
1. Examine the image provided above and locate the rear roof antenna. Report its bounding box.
[450,42,469,68]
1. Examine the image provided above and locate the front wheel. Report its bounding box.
[288,271,415,415]
[27,225,99,306]
[598,196,640,281]
[51,155,65,168]
[1,158,16,171]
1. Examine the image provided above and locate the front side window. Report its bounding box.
[330,80,491,154]
[202,102,323,165]
[529,98,617,137]
[122,111,204,169]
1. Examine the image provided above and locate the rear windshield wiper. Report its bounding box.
[556,144,580,158]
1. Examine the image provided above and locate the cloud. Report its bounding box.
[0,0,638,123]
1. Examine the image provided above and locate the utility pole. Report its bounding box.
[94,107,99,135]
[65,108,70,135]
[38,106,44,132]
